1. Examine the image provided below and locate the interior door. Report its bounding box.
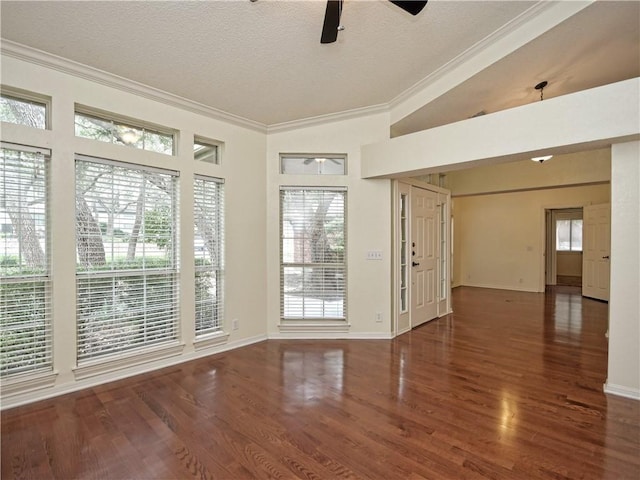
[582,203,610,301]
[411,186,438,327]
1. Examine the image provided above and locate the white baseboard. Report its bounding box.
[460,282,541,293]
[604,382,640,400]
[1,333,267,410]
[268,331,394,340]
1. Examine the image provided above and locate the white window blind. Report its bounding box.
[194,175,224,336]
[280,188,346,320]
[1,144,51,376]
[75,156,179,362]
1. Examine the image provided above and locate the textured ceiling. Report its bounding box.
[0,1,638,133]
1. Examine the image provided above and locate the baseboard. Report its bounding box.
[459,282,541,293]
[1,333,268,410]
[604,382,640,400]
[268,331,394,340]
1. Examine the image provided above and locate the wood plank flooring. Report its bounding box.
[2,286,639,479]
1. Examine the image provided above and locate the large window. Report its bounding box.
[280,188,346,320]
[75,156,179,362]
[194,175,224,336]
[1,144,51,376]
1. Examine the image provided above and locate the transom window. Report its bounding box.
[194,137,220,165]
[280,155,346,175]
[1,91,47,129]
[280,187,346,320]
[75,109,174,155]
[1,144,51,376]
[75,156,179,362]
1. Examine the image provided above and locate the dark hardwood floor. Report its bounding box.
[2,286,639,479]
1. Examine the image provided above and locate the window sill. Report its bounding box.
[73,342,185,381]
[193,331,230,351]
[0,370,58,397]
[278,321,351,334]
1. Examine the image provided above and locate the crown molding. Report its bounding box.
[1,40,268,133]
[389,0,593,124]
[267,103,389,134]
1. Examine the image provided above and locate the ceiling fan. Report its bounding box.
[321,0,428,44]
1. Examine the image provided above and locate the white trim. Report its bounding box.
[1,40,267,134]
[389,1,592,124]
[0,371,58,397]
[193,331,230,351]
[1,334,267,410]
[269,331,393,340]
[461,282,543,293]
[278,322,351,334]
[267,104,389,134]
[604,382,640,401]
[73,343,185,380]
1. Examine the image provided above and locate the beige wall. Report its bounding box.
[453,184,610,292]
[1,55,268,407]
[556,252,582,277]
[266,115,393,337]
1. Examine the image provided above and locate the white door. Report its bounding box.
[582,203,610,301]
[411,187,438,327]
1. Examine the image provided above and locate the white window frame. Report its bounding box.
[0,87,50,130]
[279,186,347,324]
[193,174,224,338]
[0,143,52,378]
[74,106,175,155]
[194,136,222,165]
[74,155,180,367]
[280,154,347,175]
[555,210,583,252]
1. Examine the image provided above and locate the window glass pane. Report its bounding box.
[1,146,51,376]
[571,219,583,251]
[556,219,571,251]
[75,112,174,155]
[1,95,46,129]
[75,157,178,362]
[281,156,346,175]
[280,189,346,320]
[194,140,219,164]
[194,176,224,336]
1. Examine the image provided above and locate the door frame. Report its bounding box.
[392,179,452,336]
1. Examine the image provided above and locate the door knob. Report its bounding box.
[602,255,610,259]
[412,261,420,267]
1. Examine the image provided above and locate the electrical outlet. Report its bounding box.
[232,319,239,331]
[375,312,383,323]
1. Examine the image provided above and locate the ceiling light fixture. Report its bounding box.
[531,81,552,163]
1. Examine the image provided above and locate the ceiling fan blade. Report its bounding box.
[389,0,428,16]
[321,0,342,44]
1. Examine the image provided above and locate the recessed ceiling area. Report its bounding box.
[391,1,640,137]
[0,1,638,134]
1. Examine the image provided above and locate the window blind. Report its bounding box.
[280,188,346,320]
[194,175,224,336]
[0,144,51,376]
[75,156,179,362]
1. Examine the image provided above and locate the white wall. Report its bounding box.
[1,56,268,407]
[266,115,393,338]
[606,141,640,399]
[453,184,610,292]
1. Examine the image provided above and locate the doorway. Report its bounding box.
[393,180,451,335]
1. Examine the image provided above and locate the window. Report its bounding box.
[75,156,179,362]
[0,92,47,129]
[280,155,346,175]
[280,188,346,320]
[1,144,51,376]
[194,138,220,165]
[194,175,224,336]
[75,110,174,155]
[556,218,583,251]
